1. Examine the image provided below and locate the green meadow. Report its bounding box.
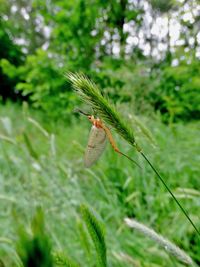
[0,103,199,266]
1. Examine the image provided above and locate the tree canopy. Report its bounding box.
[0,0,199,121]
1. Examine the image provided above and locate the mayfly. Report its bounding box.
[76,109,140,168]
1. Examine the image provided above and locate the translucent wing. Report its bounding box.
[84,125,107,167]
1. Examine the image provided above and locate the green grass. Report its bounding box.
[0,103,199,266]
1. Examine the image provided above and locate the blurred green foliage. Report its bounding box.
[152,52,200,122]
[1,50,76,119]
[17,208,53,267]
[0,20,23,101]
[0,0,199,122]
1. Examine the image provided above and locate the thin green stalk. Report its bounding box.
[67,72,200,238]
[140,152,200,236]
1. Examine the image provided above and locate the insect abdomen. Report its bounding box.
[84,125,107,167]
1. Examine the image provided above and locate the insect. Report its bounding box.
[76,109,140,168]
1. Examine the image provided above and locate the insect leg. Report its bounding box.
[101,124,120,152]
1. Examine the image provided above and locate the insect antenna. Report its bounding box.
[74,108,90,117]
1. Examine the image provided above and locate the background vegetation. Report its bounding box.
[0,0,199,266]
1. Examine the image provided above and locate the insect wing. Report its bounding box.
[84,125,107,167]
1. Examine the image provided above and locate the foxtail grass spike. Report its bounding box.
[125,218,193,265]
[67,72,200,238]
[80,204,107,267]
[67,72,137,148]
